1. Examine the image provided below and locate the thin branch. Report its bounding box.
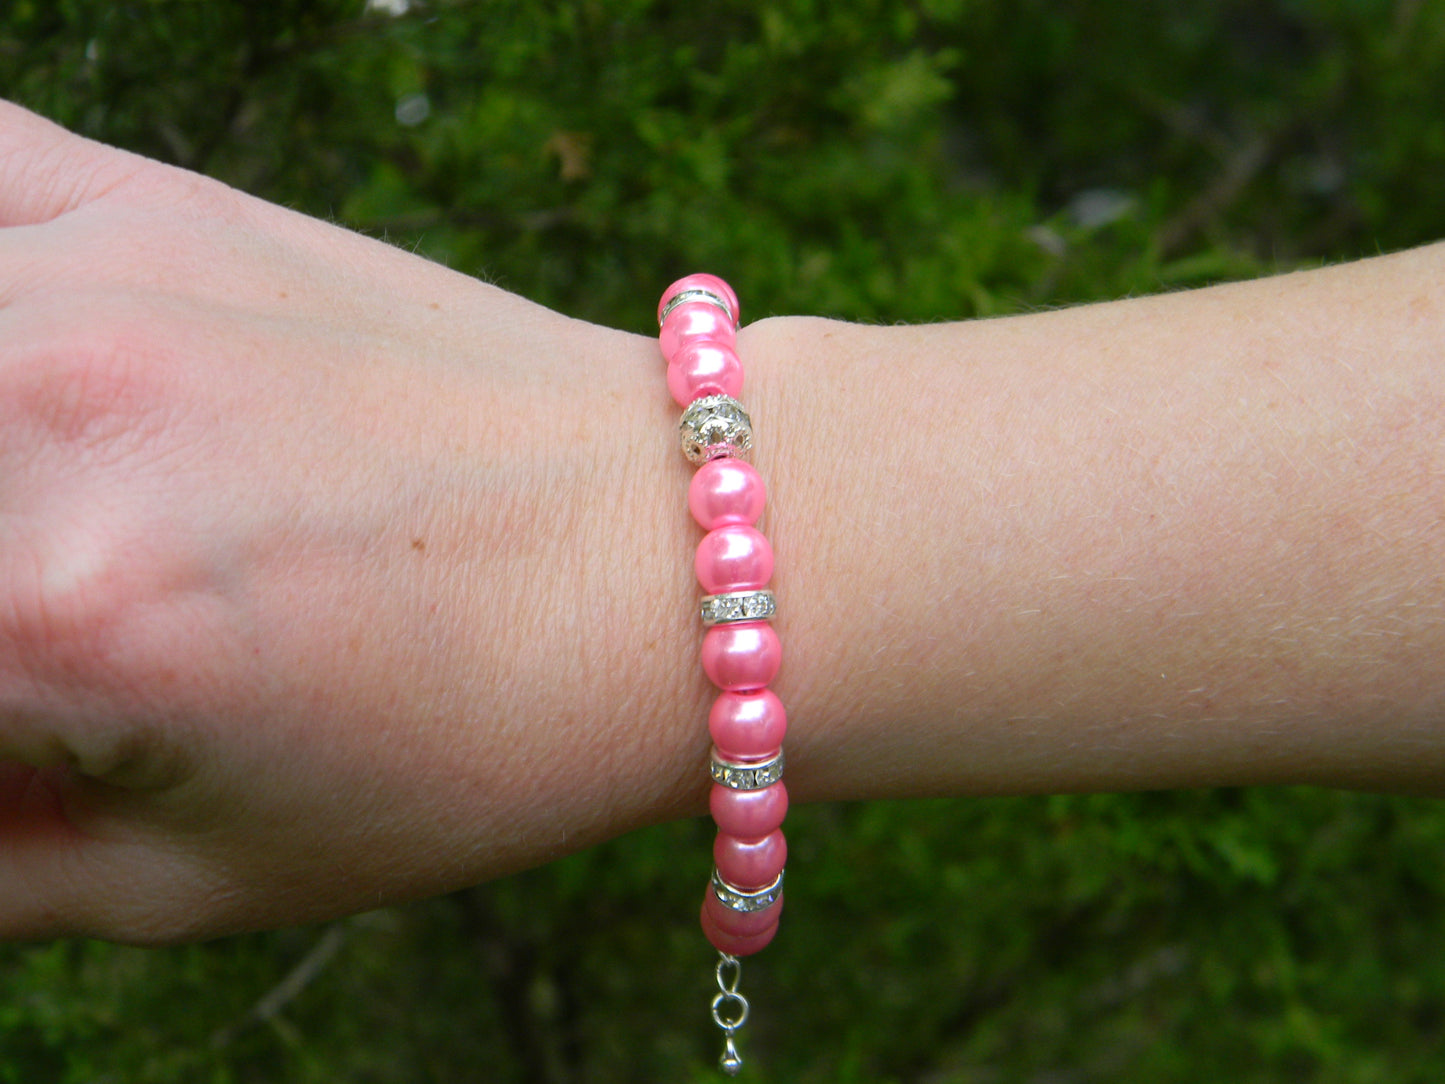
[210,922,351,1049]
[1155,130,1275,258]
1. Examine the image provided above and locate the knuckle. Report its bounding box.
[0,301,178,454]
[2,521,136,688]
[0,317,189,699]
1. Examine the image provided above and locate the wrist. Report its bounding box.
[434,312,710,863]
[739,250,1445,803]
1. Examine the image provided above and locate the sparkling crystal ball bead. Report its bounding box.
[710,782,789,839]
[679,395,753,464]
[709,689,787,759]
[702,622,782,691]
[689,458,766,529]
[696,525,773,594]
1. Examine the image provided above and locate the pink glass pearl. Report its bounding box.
[667,341,744,406]
[702,886,783,939]
[715,830,787,889]
[689,458,766,530]
[701,622,781,690]
[695,525,772,594]
[658,274,740,326]
[701,899,779,957]
[659,301,735,362]
[711,782,789,839]
[709,690,787,759]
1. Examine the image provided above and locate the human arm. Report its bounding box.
[2,99,1443,944]
[752,244,1445,801]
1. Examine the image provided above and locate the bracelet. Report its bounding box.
[657,275,788,1076]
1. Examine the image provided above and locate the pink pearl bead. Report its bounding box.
[689,458,766,530]
[700,899,779,957]
[695,525,772,593]
[711,782,789,839]
[659,301,735,363]
[658,274,740,326]
[701,622,781,690]
[667,341,744,406]
[709,690,787,759]
[715,830,787,890]
[702,886,783,939]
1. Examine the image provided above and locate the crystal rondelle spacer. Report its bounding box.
[680,395,752,464]
[710,746,784,790]
[659,274,739,327]
[659,287,735,329]
[711,868,785,913]
[700,589,776,626]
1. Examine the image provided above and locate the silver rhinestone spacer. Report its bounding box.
[709,746,784,791]
[700,589,776,627]
[679,395,752,464]
[711,868,785,913]
[659,287,735,328]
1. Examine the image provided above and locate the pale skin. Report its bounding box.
[0,99,1441,944]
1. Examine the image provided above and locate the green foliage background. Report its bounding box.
[4,1,1445,1080]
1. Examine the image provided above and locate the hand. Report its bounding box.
[0,100,704,942]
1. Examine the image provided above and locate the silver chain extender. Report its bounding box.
[711,952,750,1075]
